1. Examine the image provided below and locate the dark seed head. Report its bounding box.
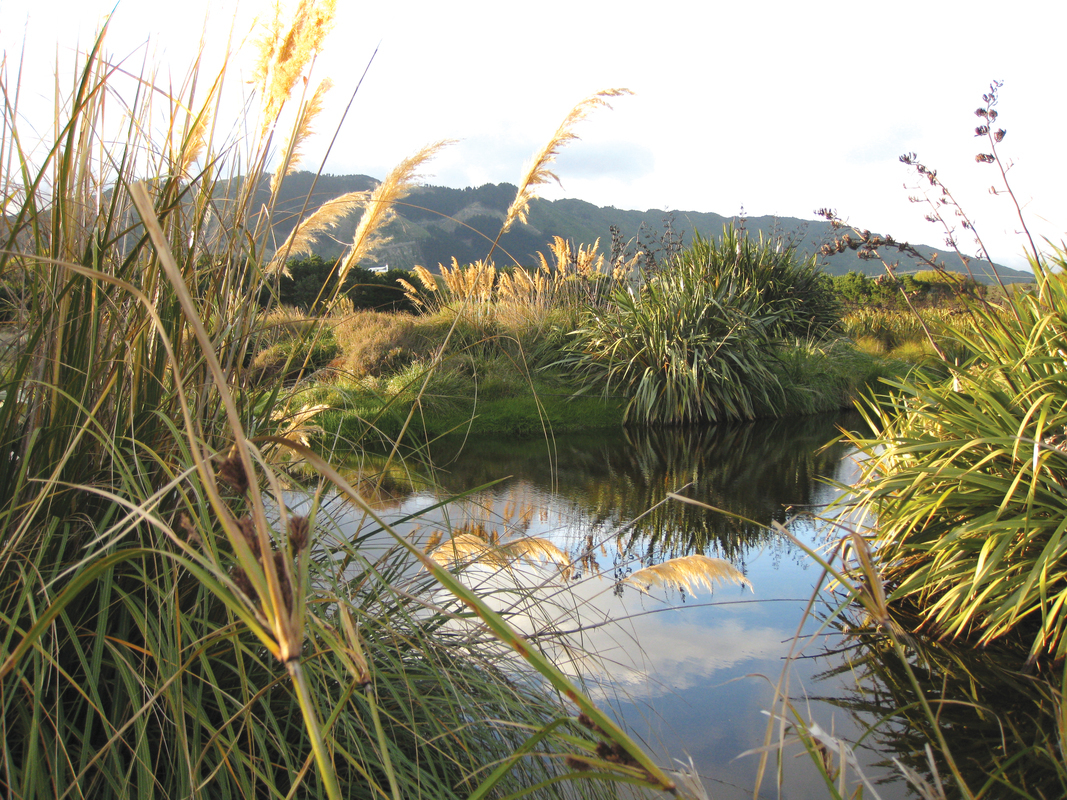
[288,516,311,551]
[231,566,258,604]
[564,756,592,772]
[273,551,295,615]
[237,516,261,560]
[217,453,250,496]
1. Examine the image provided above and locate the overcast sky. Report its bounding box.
[4,0,1065,270]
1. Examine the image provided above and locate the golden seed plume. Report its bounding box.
[624,554,750,596]
[429,531,571,578]
[267,190,368,275]
[337,140,453,284]
[439,258,496,302]
[412,264,440,292]
[502,89,632,234]
[398,264,441,311]
[271,403,329,448]
[430,533,506,567]
[270,77,333,196]
[253,0,337,137]
[175,97,214,180]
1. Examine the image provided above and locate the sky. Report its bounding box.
[3,0,1065,271]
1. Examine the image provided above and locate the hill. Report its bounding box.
[259,172,1033,283]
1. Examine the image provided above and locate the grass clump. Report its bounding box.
[846,265,1067,662]
[562,226,843,425]
[836,85,1067,664]
[0,15,680,800]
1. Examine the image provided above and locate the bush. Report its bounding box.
[844,261,1067,661]
[672,227,841,339]
[563,226,843,425]
[265,254,417,313]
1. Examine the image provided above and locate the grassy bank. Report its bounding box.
[256,234,927,447]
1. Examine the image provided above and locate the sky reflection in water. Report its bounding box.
[326,413,911,798]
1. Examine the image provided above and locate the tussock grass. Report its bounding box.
[0,14,680,800]
[562,227,844,425]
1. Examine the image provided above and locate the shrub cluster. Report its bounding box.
[562,226,844,425]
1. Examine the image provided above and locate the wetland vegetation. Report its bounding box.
[2,4,1063,799]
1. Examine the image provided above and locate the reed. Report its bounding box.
[0,13,682,800]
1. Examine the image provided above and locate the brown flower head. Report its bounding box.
[231,566,258,604]
[237,516,262,561]
[273,551,295,616]
[217,453,250,496]
[289,516,311,552]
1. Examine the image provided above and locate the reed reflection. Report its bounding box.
[812,606,1067,797]
[426,412,859,567]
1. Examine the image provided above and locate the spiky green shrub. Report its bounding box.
[845,261,1067,662]
[669,228,841,339]
[563,227,842,425]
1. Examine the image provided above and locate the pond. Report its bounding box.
[321,413,1065,799]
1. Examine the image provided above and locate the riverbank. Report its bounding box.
[297,339,905,448]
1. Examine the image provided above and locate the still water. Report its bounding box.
[325,413,1062,799]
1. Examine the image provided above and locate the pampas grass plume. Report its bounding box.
[337,140,453,284]
[502,88,631,234]
[271,77,334,196]
[253,0,337,136]
[267,189,367,274]
[625,554,750,596]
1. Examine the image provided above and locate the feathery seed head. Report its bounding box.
[237,516,262,561]
[502,89,632,234]
[337,140,453,283]
[270,77,334,196]
[253,0,337,137]
[267,190,367,274]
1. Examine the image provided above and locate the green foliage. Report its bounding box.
[841,305,971,363]
[845,260,1067,662]
[0,20,673,800]
[832,269,987,310]
[563,227,844,425]
[669,228,841,338]
[267,254,417,313]
[250,325,340,382]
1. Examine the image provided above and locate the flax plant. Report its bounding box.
[844,261,1067,662]
[562,227,838,425]
[830,86,1067,664]
[0,14,680,800]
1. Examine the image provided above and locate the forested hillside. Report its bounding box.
[256,171,1033,283]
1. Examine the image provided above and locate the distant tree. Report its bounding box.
[262,255,416,314]
[832,269,986,310]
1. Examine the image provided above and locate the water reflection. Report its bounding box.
[421,413,861,567]
[323,412,915,798]
[812,608,1067,797]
